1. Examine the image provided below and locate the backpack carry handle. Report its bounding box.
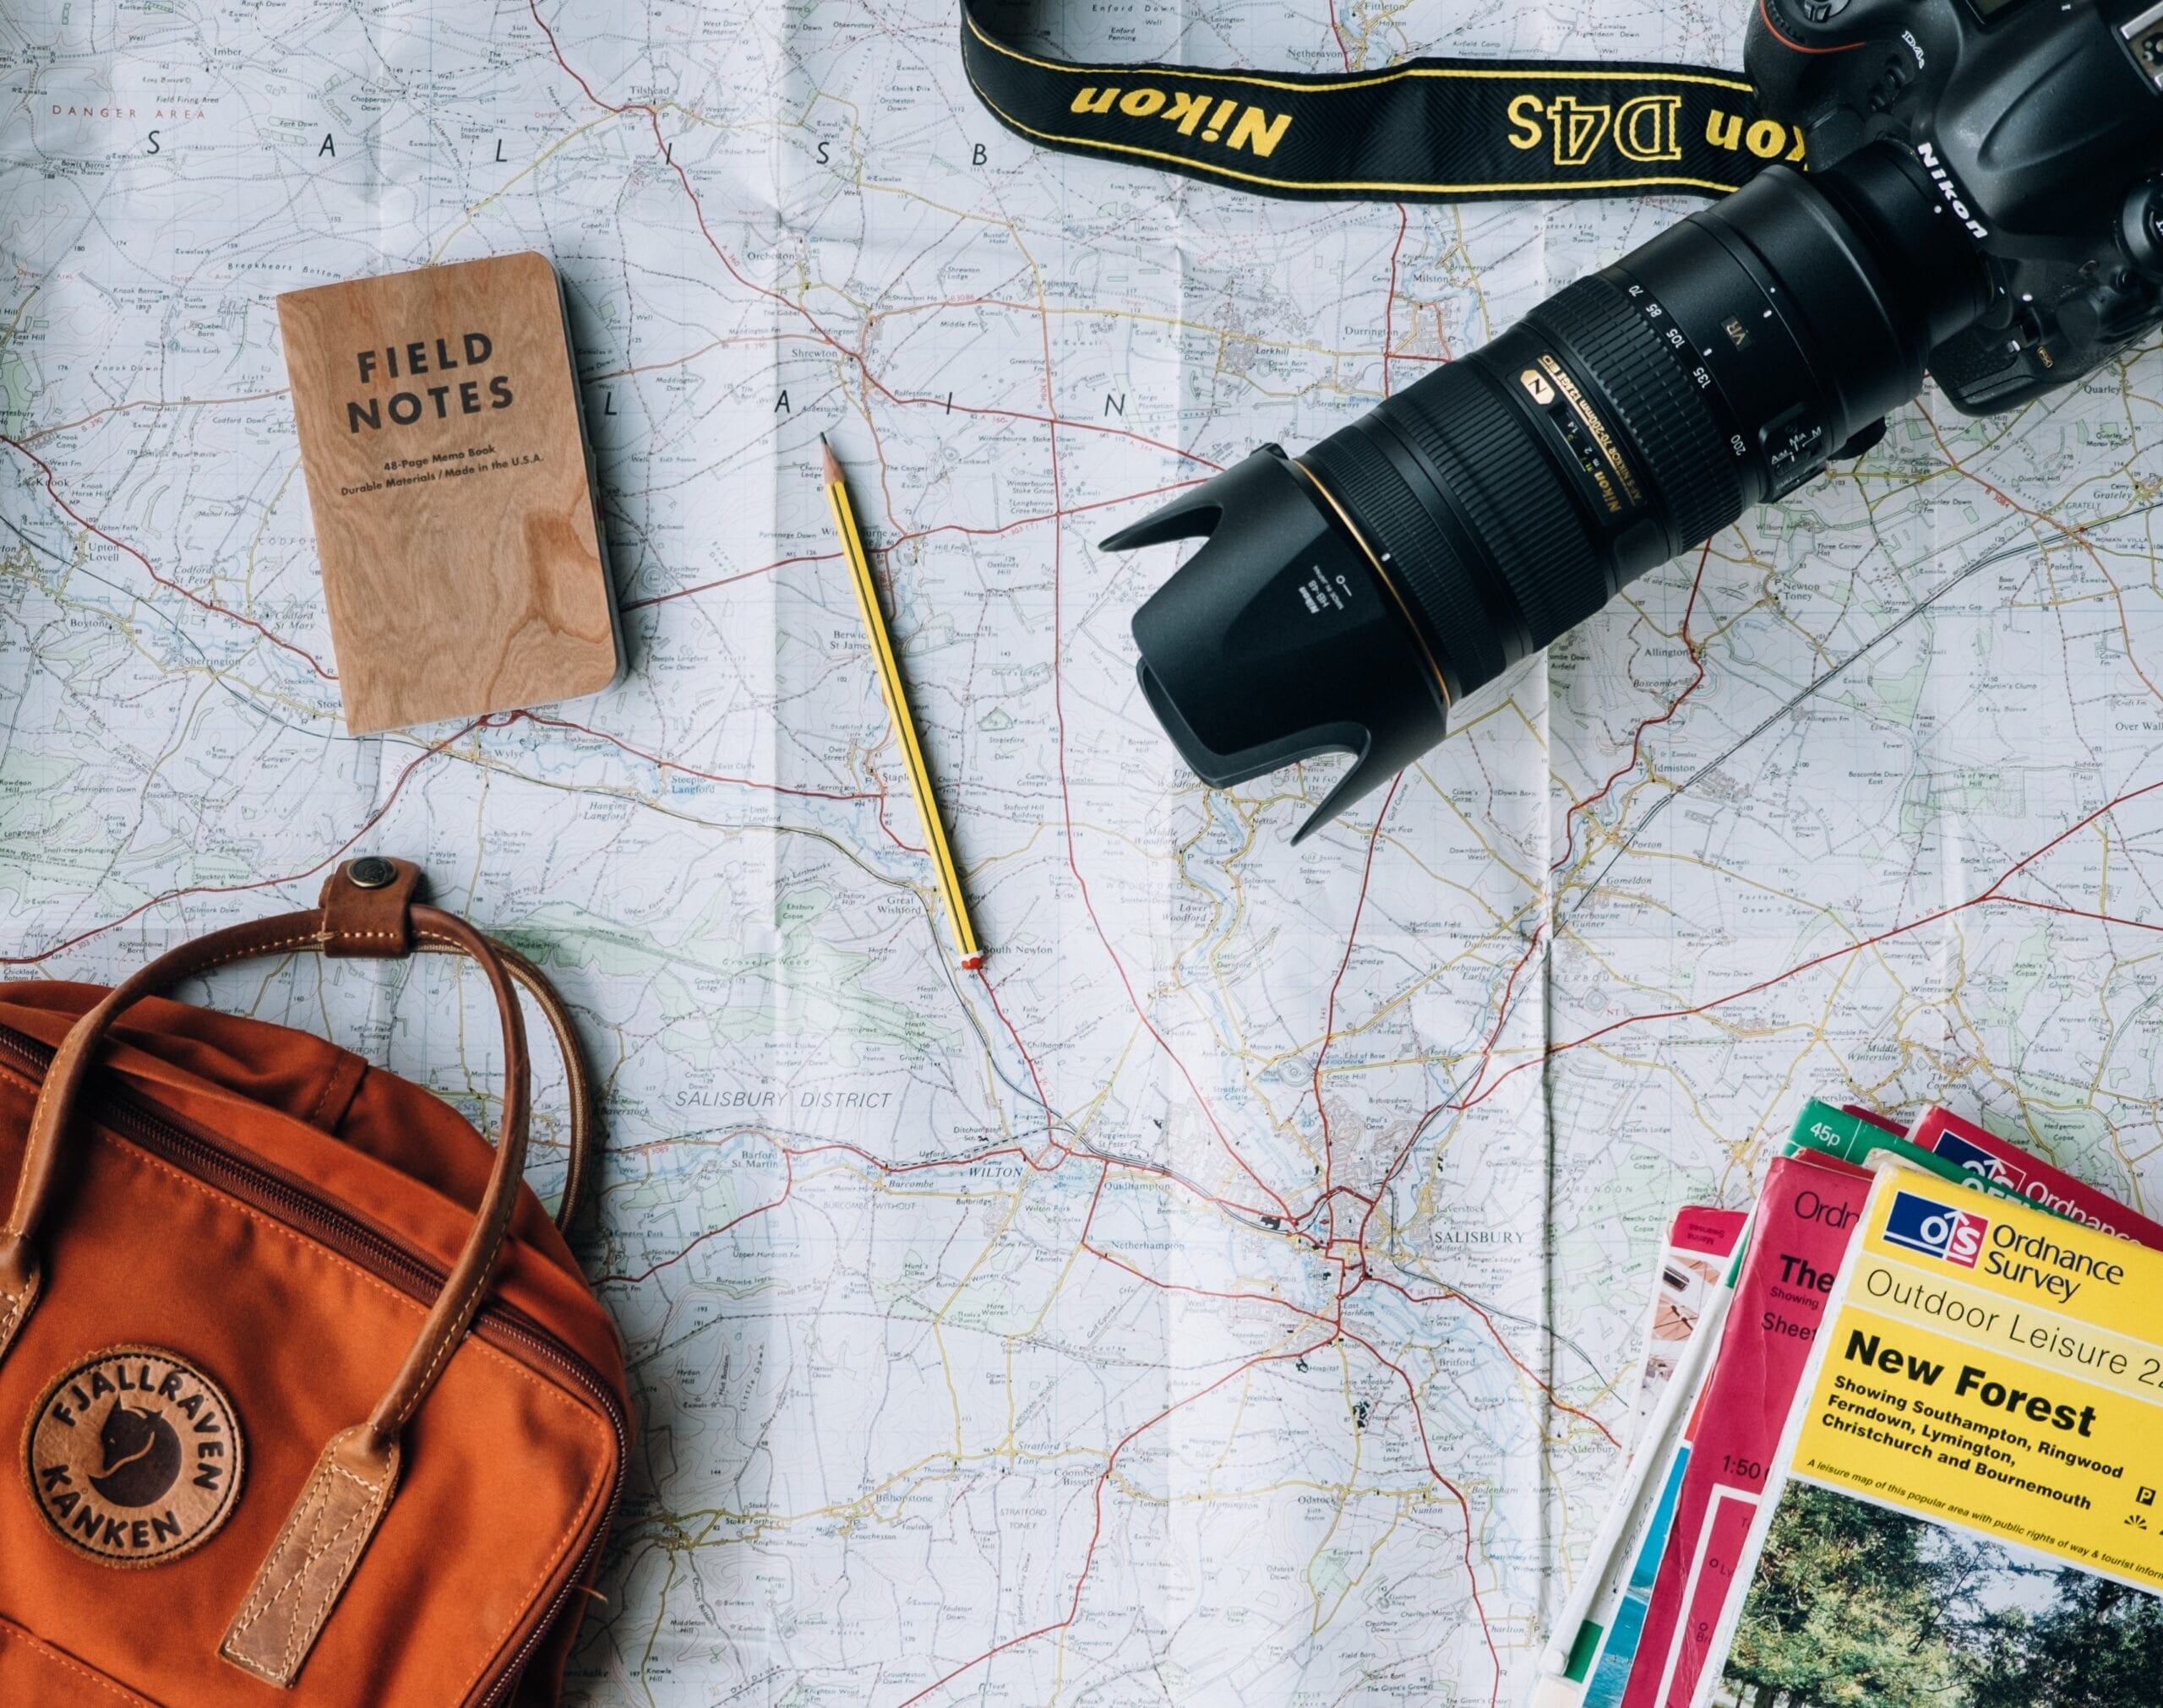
[0,858,595,1687]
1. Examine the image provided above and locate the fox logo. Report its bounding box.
[91,1401,183,1508]
[25,1346,244,1564]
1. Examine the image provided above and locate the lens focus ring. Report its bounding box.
[1528,275,1743,552]
[1301,424,1504,696]
[1380,362,1604,655]
[1283,261,1750,709]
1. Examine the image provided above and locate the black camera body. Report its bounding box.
[1751,0,2163,412]
[1115,0,2163,840]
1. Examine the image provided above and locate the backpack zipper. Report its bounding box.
[0,1021,629,1705]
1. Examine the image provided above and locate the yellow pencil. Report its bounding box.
[820,436,985,971]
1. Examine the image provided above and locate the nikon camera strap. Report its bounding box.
[960,1,1801,203]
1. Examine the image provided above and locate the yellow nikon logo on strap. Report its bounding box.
[1068,87,1294,158]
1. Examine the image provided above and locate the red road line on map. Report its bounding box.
[619,552,838,612]
[895,1333,1335,1708]
[597,1145,796,1285]
[886,480,1208,549]
[0,722,480,966]
[1328,561,1730,1242]
[523,1,1223,475]
[3,432,336,679]
[17,389,292,445]
[798,1138,1064,1181]
[607,1130,1291,1267]
[868,766,932,857]
[1310,776,1399,1222]
[619,481,1207,614]
[1345,545,1707,1167]
[1083,1242,1340,1330]
[515,650,934,858]
[1437,922,1545,1125]
[1996,895,2163,933]
[1454,773,2163,1113]
[979,966,1066,1156]
[602,1128,1326,1294]
[1551,544,1712,877]
[1027,280,1292,1224]
[1333,1324,1501,1705]
[1381,207,1408,398]
[3,698,915,970]
[507,710,887,803]
[1340,916,1545,1276]
[1327,1,1354,68]
[1076,1156,1115,1243]
[1332,549,1739,1249]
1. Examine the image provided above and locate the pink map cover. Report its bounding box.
[1617,1151,1869,1708]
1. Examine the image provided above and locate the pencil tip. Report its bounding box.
[820,436,842,481]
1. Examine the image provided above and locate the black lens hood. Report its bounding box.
[1114,447,1449,840]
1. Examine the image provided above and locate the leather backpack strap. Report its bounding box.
[416,933,596,1233]
[329,857,596,1232]
[222,893,531,1687]
[0,860,590,1686]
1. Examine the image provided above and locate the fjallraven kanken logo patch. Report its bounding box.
[24,1346,245,1565]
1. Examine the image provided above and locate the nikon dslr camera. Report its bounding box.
[1115,0,2163,837]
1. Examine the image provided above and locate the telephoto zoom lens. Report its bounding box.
[1111,142,1992,840]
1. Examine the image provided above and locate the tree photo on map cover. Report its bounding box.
[1712,1481,2163,1708]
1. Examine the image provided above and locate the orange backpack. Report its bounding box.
[0,859,628,1704]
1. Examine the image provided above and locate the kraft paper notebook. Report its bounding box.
[277,252,624,733]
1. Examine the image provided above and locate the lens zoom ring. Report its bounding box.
[1528,275,1742,551]
[1380,366,1594,651]
[1302,427,1499,693]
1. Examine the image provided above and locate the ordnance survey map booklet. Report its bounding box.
[1697,1164,2163,1708]
[1557,1099,2080,1707]
[1615,1103,2163,1708]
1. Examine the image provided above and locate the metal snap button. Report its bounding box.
[347,856,397,889]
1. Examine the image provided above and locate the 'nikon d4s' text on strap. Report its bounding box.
[957,0,1796,203]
